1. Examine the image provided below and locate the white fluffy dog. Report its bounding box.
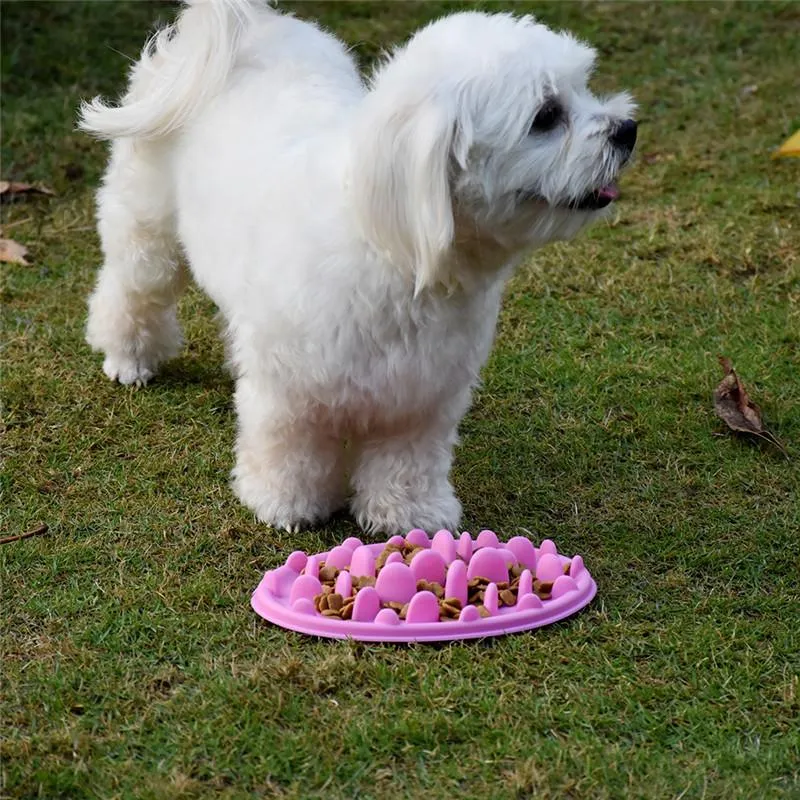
[80,0,636,534]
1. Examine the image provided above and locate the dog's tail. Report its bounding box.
[79,0,265,140]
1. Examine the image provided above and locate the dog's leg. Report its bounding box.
[350,411,464,535]
[231,377,347,531]
[86,138,185,386]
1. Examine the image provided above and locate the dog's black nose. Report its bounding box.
[611,118,638,153]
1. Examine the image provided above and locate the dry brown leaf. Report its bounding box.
[713,355,787,455]
[0,237,30,265]
[0,180,55,201]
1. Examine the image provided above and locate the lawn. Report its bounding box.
[2,1,799,798]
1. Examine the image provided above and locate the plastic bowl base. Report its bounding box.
[251,529,597,643]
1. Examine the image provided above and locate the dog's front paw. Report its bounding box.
[351,489,462,536]
[232,469,340,533]
[102,354,156,387]
[251,502,329,534]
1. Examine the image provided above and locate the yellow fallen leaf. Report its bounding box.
[774,130,800,158]
[0,238,30,265]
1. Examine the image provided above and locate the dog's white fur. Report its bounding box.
[80,0,635,534]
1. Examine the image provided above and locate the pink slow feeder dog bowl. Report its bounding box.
[251,529,596,643]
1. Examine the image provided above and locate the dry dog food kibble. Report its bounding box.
[499,589,517,606]
[309,539,571,621]
[416,579,445,598]
[318,564,338,583]
[327,593,344,612]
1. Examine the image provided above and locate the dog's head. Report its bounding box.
[351,12,636,292]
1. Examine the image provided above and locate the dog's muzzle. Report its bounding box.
[570,184,620,211]
[521,118,637,211]
[570,119,637,210]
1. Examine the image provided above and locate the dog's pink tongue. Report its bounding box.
[599,184,620,201]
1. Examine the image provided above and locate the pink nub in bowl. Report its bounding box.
[251,530,596,643]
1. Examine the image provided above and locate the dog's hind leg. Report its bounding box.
[86,138,186,386]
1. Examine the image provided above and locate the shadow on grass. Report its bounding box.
[156,357,232,392]
[264,609,591,652]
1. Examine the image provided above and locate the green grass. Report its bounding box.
[2,2,799,798]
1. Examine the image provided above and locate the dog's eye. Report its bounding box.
[530,101,563,133]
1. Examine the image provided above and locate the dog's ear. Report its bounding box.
[351,94,457,294]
